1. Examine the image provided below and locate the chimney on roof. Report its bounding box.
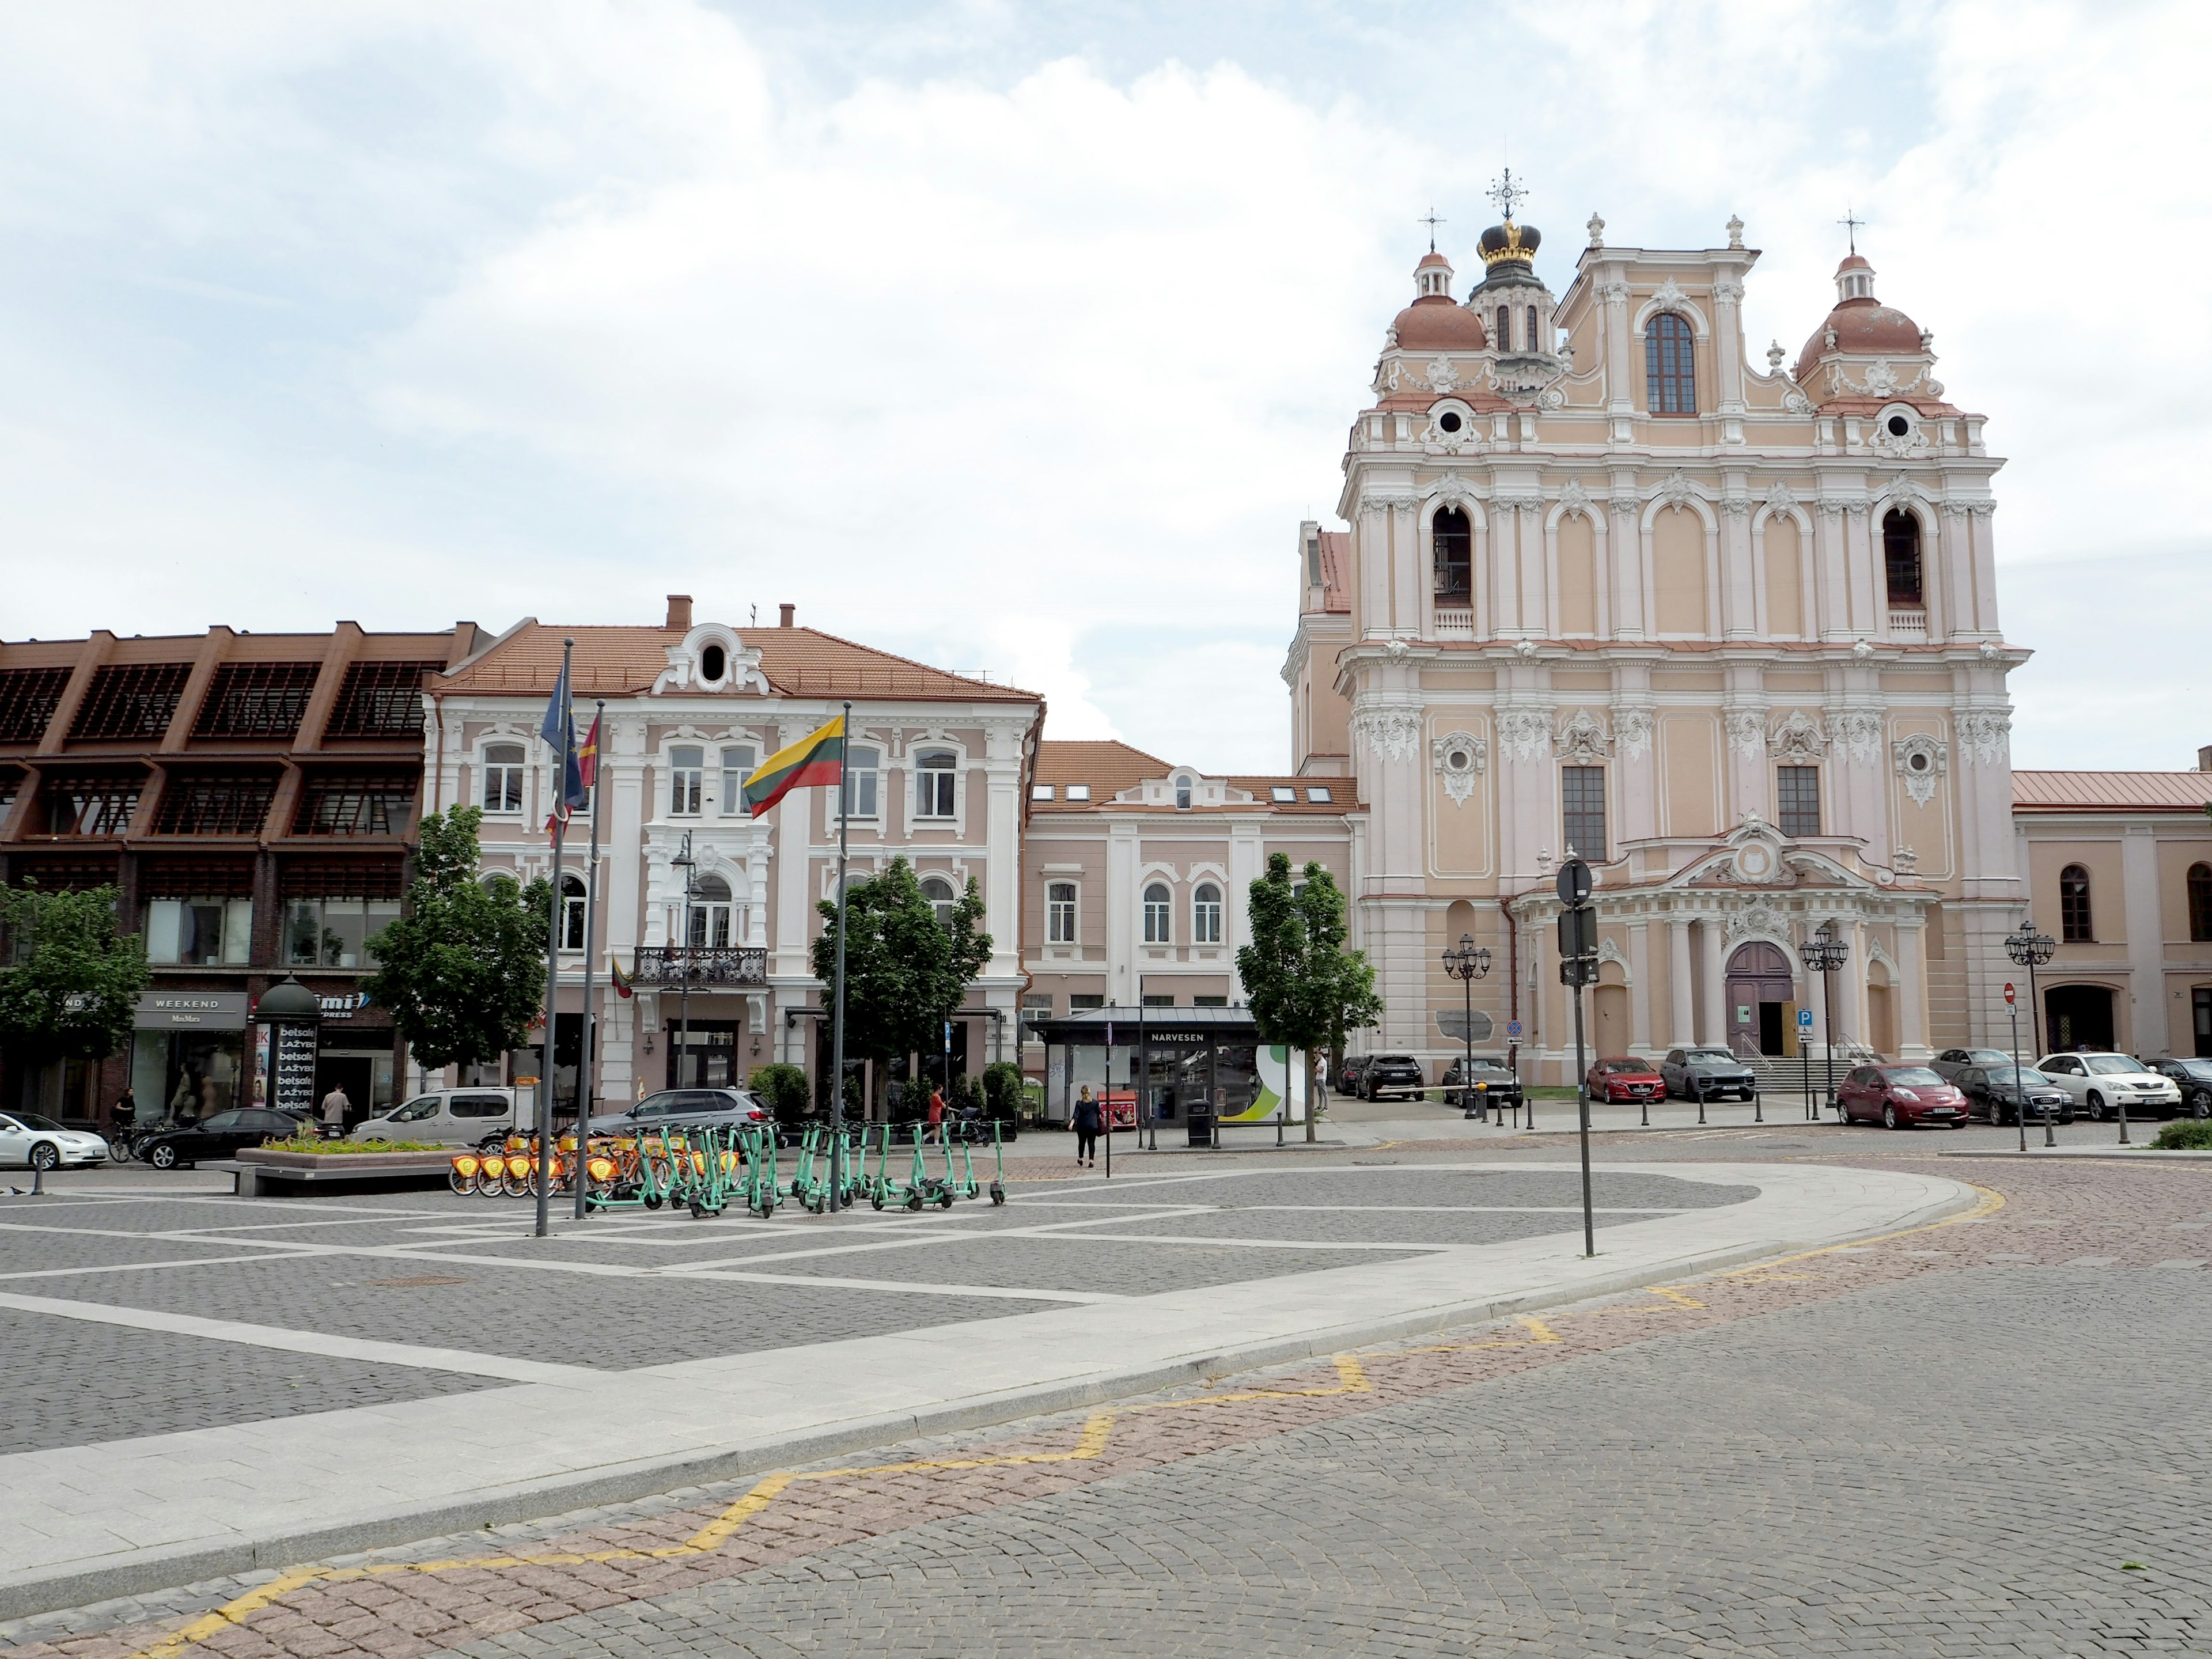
[2199,745,2212,772]
[666,594,692,631]
[779,603,796,628]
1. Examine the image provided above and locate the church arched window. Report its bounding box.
[1528,305,1540,352]
[1883,510,1924,608]
[2060,864,2093,943]
[1495,306,1512,352]
[1645,312,1695,414]
[2188,863,2212,943]
[1433,507,1471,603]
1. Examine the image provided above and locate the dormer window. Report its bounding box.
[699,643,726,684]
[1175,775,1193,810]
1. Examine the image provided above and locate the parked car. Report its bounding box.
[1335,1056,1370,1096]
[588,1088,773,1137]
[1661,1047,1758,1103]
[1442,1056,1522,1114]
[350,1086,534,1149]
[1357,1055,1425,1101]
[0,1110,111,1172]
[1586,1056,1665,1104]
[2146,1058,2212,1119]
[138,1107,312,1169]
[1838,1064,1970,1129]
[1930,1047,2013,1085]
[1954,1064,2073,1126]
[2033,1052,2182,1121]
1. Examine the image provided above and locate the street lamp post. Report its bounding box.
[1441,934,1493,1121]
[1797,921,1849,1118]
[671,832,696,1091]
[2006,919,2058,1149]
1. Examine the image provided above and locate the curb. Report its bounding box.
[1937,1147,2212,1163]
[0,1174,1978,1620]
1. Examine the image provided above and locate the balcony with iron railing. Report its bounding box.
[632,945,767,987]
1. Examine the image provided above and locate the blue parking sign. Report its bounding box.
[1797,1008,1815,1029]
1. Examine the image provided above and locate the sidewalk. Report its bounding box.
[0,1159,1974,1618]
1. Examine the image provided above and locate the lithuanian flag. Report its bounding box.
[743,714,845,815]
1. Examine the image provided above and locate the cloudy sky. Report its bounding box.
[1,1,2205,774]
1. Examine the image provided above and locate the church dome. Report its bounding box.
[1791,253,1925,381]
[1391,295,1490,351]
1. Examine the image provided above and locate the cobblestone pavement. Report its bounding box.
[4,1154,2206,1657]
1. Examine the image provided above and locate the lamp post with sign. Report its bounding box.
[1797,922,1849,1117]
[2002,979,2028,1154]
[1556,857,1599,1257]
[1797,1007,1817,1120]
[2005,920,2058,1147]
[1441,934,1493,1120]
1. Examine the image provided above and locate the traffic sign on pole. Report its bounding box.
[1797,1008,1814,1029]
[2003,982,2016,1005]
[1556,858,1593,907]
[1506,1020,1523,1040]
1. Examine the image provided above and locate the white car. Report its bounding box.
[0,1111,111,1172]
[2033,1053,2181,1121]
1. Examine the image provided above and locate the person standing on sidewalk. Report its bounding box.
[320,1082,351,1139]
[1072,1085,1101,1168]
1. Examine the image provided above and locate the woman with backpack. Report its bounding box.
[1071,1085,1102,1168]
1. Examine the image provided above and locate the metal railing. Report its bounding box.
[632,945,767,986]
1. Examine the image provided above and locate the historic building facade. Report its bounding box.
[419,598,1042,1106]
[1286,207,2022,1080]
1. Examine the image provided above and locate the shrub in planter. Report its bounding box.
[2150,1119,2212,1151]
[748,1063,810,1124]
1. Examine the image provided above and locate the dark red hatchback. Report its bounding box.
[1838,1065,1969,1130]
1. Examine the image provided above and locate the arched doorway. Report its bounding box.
[2045,984,2115,1054]
[1725,941,1795,1058]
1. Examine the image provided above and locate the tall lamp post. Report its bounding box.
[1797,921,1849,1118]
[671,831,696,1090]
[2006,919,2058,1148]
[1441,934,1493,1121]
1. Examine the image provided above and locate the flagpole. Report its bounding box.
[829,700,853,1211]
[573,699,604,1222]
[535,638,574,1240]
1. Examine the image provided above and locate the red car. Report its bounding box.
[1838,1063,1969,1130]
[1586,1056,1664,1103]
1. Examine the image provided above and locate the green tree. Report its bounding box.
[810,857,990,1109]
[363,807,551,1072]
[1236,853,1382,1142]
[747,1062,811,1123]
[0,882,150,1073]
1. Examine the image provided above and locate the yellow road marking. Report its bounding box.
[1516,1315,1563,1343]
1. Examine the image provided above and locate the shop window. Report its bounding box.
[2060,863,2093,942]
[560,874,588,950]
[0,667,70,744]
[921,874,958,927]
[325,662,438,737]
[840,746,880,820]
[669,747,703,816]
[285,897,402,968]
[1433,506,1471,601]
[2190,863,2212,944]
[1047,881,1077,944]
[482,744,525,814]
[1883,510,1924,607]
[720,745,756,816]
[1562,766,1607,861]
[1645,312,1696,415]
[1777,767,1820,838]
[294,772,415,835]
[69,663,190,741]
[194,662,317,738]
[145,897,253,965]
[1143,882,1172,944]
[916,750,958,819]
[155,772,278,836]
[1193,882,1223,944]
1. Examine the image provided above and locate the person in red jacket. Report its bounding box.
[927,1088,946,1130]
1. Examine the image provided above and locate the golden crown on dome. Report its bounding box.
[1478,167,1541,265]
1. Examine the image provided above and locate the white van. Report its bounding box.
[350,1087,535,1149]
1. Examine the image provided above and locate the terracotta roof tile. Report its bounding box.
[2012,771,2212,813]
[1319,532,1350,614]
[1033,741,1359,813]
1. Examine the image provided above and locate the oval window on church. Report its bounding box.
[1438,411,1463,433]
[700,644,726,682]
[1885,414,1910,437]
[1447,747,1470,770]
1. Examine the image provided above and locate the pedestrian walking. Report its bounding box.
[927,1087,946,1130]
[1072,1085,1102,1168]
[320,1082,351,1138]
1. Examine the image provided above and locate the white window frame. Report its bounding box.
[1047,880,1078,945]
[719,744,756,818]
[560,874,588,951]
[482,743,525,815]
[687,873,734,948]
[840,744,881,821]
[914,749,959,820]
[669,746,704,817]
[1142,881,1173,945]
[919,873,959,928]
[1192,882,1222,945]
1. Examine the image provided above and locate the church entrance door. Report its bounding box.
[1725,942,1796,1059]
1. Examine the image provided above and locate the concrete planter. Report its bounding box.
[232,1147,453,1194]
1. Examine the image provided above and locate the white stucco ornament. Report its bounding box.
[1431,730,1487,805]
[1497,709,1553,763]
[1725,710,1767,756]
[1613,708,1653,760]
[1425,356,1460,393]
[1831,709,1884,762]
[1354,707,1421,762]
[1892,734,1949,807]
[1768,709,1825,762]
[1956,711,2012,766]
[1554,709,1612,764]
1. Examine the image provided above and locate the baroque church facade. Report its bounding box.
[1284,203,2020,1081]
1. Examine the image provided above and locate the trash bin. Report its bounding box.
[1186,1099,1215,1147]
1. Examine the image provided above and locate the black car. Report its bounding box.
[1335,1056,1370,1096]
[2147,1058,2212,1118]
[1930,1047,2013,1085]
[140,1107,311,1169]
[588,1088,771,1137]
[1358,1055,1426,1101]
[1442,1057,1522,1115]
[1955,1064,2074,1126]
[1660,1047,1758,1103]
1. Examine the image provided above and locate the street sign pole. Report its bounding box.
[1556,858,1597,1258]
[2005,982,2026,1154]
[1798,1007,1816,1121]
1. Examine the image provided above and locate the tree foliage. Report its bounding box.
[747,1062,811,1122]
[1236,853,1382,1138]
[362,807,552,1070]
[0,882,150,1066]
[810,857,991,1076]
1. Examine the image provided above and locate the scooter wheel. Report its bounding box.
[871,1195,885,1210]
[989,1183,1005,1206]
[906,1192,924,1211]
[643,1193,662,1210]
[939,1192,954,1208]
[690,1201,706,1218]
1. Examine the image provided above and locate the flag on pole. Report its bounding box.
[577,712,601,790]
[609,956,634,999]
[743,714,846,815]
[540,662,589,829]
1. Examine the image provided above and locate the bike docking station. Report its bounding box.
[1556,855,1600,1259]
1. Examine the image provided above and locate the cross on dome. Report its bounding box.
[1419,206,1446,252]
[1838,205,1866,255]
[1487,168,1528,224]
